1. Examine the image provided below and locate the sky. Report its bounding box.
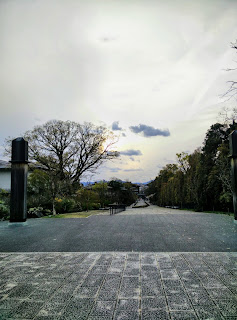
[0,0,237,183]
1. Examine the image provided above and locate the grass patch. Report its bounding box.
[180,207,234,216]
[43,210,106,219]
[204,210,234,216]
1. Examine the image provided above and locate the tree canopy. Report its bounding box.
[146,120,237,212]
[18,120,118,184]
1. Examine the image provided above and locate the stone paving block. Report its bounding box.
[26,288,54,301]
[100,280,121,291]
[200,276,226,289]
[187,289,215,306]
[229,286,237,295]
[141,285,164,297]
[170,310,198,319]
[126,254,140,262]
[65,299,95,318]
[7,283,36,299]
[141,254,157,265]
[38,281,62,291]
[35,316,61,320]
[67,273,85,282]
[50,290,73,303]
[163,280,183,289]
[81,275,105,287]
[0,309,14,320]
[119,287,140,298]
[60,310,89,320]
[116,298,139,310]
[114,309,140,320]
[97,290,118,301]
[73,286,100,298]
[165,286,186,296]
[9,300,44,319]
[158,262,174,270]
[0,282,18,295]
[124,267,140,277]
[206,287,235,299]
[182,279,204,291]
[160,270,179,280]
[90,300,116,317]
[177,270,198,279]
[166,294,192,311]
[141,309,170,319]
[107,267,124,274]
[194,305,224,320]
[89,266,110,275]
[120,277,139,288]
[141,296,167,310]
[215,299,237,317]
[141,272,161,282]
[88,317,113,320]
[221,275,237,287]
[37,301,65,317]
[0,298,22,310]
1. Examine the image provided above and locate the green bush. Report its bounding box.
[91,203,100,210]
[0,200,10,220]
[43,209,52,216]
[55,197,81,213]
[28,207,44,218]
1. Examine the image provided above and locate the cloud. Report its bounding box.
[129,124,170,137]
[109,167,121,173]
[124,168,143,172]
[122,133,126,137]
[100,36,118,43]
[120,149,142,156]
[112,121,122,131]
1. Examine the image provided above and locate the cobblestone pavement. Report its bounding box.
[0,252,237,319]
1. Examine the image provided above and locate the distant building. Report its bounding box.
[0,160,42,192]
[0,160,11,191]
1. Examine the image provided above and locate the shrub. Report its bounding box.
[55,197,80,213]
[0,200,10,220]
[91,203,100,210]
[28,207,44,218]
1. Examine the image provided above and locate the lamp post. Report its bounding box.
[10,137,28,223]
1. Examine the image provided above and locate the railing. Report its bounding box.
[109,204,126,215]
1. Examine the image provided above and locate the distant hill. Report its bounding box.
[81,180,153,186]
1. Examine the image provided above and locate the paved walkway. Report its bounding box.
[0,206,236,252]
[0,206,237,319]
[120,205,201,215]
[0,252,237,319]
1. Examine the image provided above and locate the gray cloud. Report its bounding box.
[112,121,122,131]
[124,168,143,172]
[120,149,142,156]
[122,133,126,137]
[129,124,170,137]
[109,167,121,173]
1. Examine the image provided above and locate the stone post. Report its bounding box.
[229,130,237,222]
[10,137,28,222]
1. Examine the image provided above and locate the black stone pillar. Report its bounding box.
[229,131,237,221]
[10,137,28,222]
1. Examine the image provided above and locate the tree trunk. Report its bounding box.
[53,199,56,215]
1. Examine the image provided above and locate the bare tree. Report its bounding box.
[22,120,119,182]
[223,41,237,101]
